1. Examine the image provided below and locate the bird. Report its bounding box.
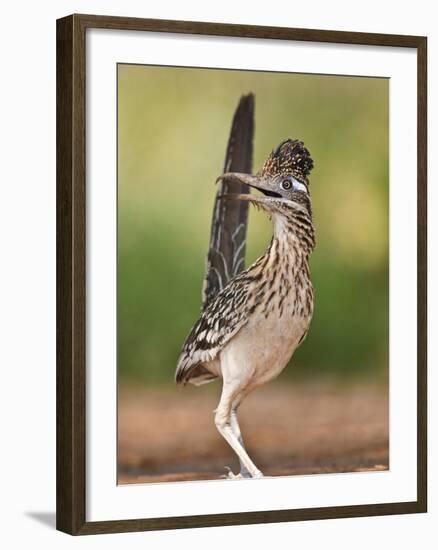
[175,123,315,479]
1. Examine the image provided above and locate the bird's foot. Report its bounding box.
[222,466,244,480]
[222,466,264,480]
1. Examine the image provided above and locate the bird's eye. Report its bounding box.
[281,179,292,190]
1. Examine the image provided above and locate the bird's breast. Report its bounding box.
[221,265,313,387]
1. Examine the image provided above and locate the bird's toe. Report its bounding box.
[221,466,244,480]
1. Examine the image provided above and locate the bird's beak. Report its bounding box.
[216,173,281,199]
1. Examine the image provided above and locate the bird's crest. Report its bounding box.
[260,139,314,184]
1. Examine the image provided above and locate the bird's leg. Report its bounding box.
[230,408,252,478]
[214,386,263,479]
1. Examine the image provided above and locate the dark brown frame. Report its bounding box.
[57,13,428,535]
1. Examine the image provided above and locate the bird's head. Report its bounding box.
[217,139,314,218]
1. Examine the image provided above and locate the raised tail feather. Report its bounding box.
[202,93,254,307]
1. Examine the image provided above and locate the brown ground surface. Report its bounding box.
[118,380,388,484]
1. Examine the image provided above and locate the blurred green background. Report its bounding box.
[118,64,389,386]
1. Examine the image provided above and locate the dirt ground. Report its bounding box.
[118,380,388,484]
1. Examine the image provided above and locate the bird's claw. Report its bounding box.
[221,466,264,479]
[221,466,244,480]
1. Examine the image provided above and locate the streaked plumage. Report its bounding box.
[176,136,315,479]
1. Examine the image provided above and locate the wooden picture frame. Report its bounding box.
[56,13,427,535]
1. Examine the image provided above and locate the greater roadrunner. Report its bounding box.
[176,96,315,479]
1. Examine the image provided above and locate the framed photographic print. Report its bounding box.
[56,14,427,535]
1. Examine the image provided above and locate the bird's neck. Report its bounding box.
[248,208,314,317]
[247,207,314,284]
[271,208,315,258]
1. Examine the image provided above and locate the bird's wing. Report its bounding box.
[202,94,254,307]
[175,274,251,384]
